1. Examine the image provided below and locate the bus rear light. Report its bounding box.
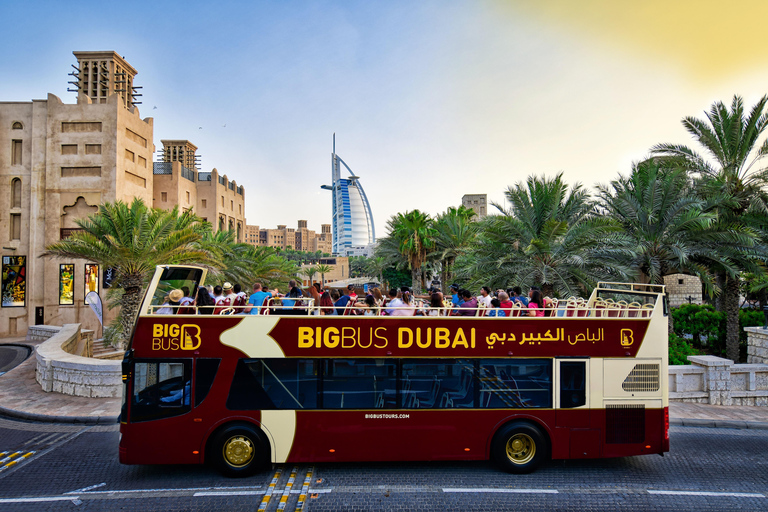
[664,407,669,440]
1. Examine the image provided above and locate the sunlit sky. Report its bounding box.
[2,0,767,238]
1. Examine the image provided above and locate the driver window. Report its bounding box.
[131,360,192,422]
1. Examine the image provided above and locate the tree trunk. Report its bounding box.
[411,267,420,293]
[714,271,726,311]
[724,275,740,362]
[118,275,144,350]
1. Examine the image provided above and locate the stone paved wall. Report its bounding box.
[745,327,768,364]
[664,274,703,307]
[34,323,121,398]
[669,355,768,406]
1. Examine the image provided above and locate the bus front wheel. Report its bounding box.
[492,422,548,474]
[210,423,269,477]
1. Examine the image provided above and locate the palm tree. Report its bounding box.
[302,266,318,286]
[44,198,214,347]
[314,264,333,288]
[651,95,768,361]
[365,256,387,286]
[389,210,437,292]
[431,205,478,289]
[458,173,631,297]
[596,160,721,289]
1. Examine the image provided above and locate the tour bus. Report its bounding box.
[119,265,669,476]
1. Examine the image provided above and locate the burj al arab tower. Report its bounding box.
[321,135,376,256]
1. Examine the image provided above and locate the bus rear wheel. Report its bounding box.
[492,422,548,474]
[210,423,269,477]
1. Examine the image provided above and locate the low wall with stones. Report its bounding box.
[745,327,768,364]
[34,323,121,398]
[669,355,768,406]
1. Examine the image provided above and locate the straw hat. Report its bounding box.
[169,289,184,302]
[222,282,233,292]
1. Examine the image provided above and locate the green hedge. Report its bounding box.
[669,333,699,366]
[669,304,764,361]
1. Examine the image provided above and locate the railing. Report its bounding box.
[228,182,235,191]
[237,185,243,195]
[669,355,768,406]
[198,172,212,181]
[152,162,172,175]
[218,176,226,186]
[180,165,195,182]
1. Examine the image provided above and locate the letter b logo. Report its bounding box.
[180,325,202,350]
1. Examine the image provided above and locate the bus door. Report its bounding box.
[555,358,600,459]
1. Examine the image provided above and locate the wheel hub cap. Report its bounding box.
[224,436,254,467]
[506,433,535,465]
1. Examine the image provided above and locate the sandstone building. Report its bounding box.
[245,221,332,254]
[0,51,246,337]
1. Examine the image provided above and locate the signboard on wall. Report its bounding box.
[84,264,99,304]
[2,256,26,307]
[59,264,74,305]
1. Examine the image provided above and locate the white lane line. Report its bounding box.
[66,482,106,494]
[0,496,79,503]
[443,488,558,494]
[194,490,264,497]
[648,490,765,498]
[79,485,262,495]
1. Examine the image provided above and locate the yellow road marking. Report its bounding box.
[0,451,35,472]
[257,467,282,512]
[277,467,298,511]
[294,467,314,512]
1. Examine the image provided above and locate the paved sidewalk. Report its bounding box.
[0,337,120,424]
[1,337,768,428]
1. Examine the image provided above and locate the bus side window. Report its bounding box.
[560,361,586,408]
[131,360,192,422]
[195,358,221,407]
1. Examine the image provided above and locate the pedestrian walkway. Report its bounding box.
[0,337,120,424]
[1,336,767,427]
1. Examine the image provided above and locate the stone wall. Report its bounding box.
[664,273,703,307]
[669,355,768,406]
[35,323,121,398]
[745,327,768,364]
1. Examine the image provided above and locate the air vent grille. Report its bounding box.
[622,363,659,392]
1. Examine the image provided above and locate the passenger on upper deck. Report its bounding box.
[318,292,336,315]
[385,288,404,315]
[449,284,462,307]
[487,298,506,317]
[334,289,352,315]
[478,286,492,308]
[498,291,513,314]
[528,289,545,317]
[423,292,444,316]
[511,286,528,306]
[195,286,215,315]
[245,283,272,315]
[371,287,384,307]
[452,289,478,316]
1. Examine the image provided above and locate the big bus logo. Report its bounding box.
[620,329,634,347]
[152,324,202,351]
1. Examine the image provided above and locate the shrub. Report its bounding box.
[669,333,699,365]
[671,303,765,360]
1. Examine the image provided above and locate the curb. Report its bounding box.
[0,404,119,425]
[670,418,768,430]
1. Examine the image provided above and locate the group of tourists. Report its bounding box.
[157,279,553,318]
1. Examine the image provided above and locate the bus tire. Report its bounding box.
[210,422,269,477]
[491,422,548,474]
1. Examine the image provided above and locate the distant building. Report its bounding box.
[321,135,375,256]
[298,256,349,287]
[462,194,487,218]
[244,221,332,254]
[664,274,702,307]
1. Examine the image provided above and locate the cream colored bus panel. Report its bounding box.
[604,359,663,398]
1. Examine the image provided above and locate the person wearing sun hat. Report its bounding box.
[157,288,184,314]
[222,282,236,303]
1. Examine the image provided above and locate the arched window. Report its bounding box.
[11,178,21,208]
[12,122,22,130]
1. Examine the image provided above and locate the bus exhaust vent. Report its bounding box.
[606,404,645,444]
[622,363,659,392]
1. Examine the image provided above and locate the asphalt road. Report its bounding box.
[0,417,766,511]
[0,345,30,376]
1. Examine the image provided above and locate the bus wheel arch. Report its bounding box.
[207,421,271,477]
[490,420,549,474]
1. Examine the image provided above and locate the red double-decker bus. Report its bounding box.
[119,265,669,476]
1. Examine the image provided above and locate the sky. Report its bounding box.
[2,0,768,239]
